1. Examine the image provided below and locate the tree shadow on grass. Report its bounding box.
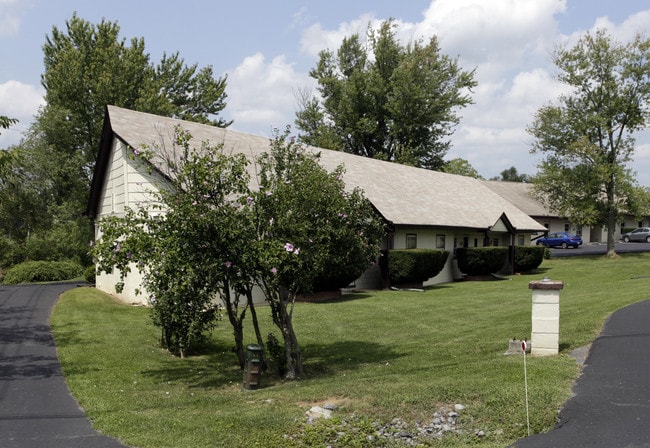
[300,340,403,379]
[314,292,378,304]
[142,338,404,388]
[141,339,243,389]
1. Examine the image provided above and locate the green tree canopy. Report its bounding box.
[41,13,229,176]
[0,116,17,134]
[0,13,232,269]
[529,29,650,256]
[443,158,483,178]
[296,20,476,170]
[490,166,530,182]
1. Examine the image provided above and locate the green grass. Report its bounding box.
[51,253,650,447]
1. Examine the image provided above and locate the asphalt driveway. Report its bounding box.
[511,299,650,447]
[0,283,128,448]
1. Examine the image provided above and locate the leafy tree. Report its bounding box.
[297,20,476,170]
[0,115,17,175]
[490,166,530,182]
[443,158,483,178]
[93,129,256,359]
[92,127,385,374]
[0,145,53,243]
[40,13,229,182]
[0,13,232,270]
[251,128,385,378]
[294,87,342,150]
[528,29,650,256]
[0,116,17,134]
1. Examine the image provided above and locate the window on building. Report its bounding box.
[474,238,478,247]
[564,223,570,232]
[493,238,500,246]
[406,234,417,249]
[436,235,446,249]
[462,236,469,248]
[517,234,525,246]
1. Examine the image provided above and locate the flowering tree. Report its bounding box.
[94,129,263,360]
[251,128,385,378]
[94,127,385,375]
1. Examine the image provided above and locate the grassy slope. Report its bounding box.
[51,254,650,447]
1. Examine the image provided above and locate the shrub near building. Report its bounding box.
[380,249,449,288]
[456,247,508,276]
[456,246,545,277]
[513,246,545,273]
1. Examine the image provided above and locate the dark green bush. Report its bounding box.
[456,247,508,276]
[513,245,545,273]
[83,265,97,284]
[2,260,83,285]
[379,249,449,286]
[266,333,286,376]
[0,236,24,268]
[24,225,93,266]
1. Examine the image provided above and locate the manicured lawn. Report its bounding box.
[51,253,650,447]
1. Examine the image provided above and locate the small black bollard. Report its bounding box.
[243,343,263,390]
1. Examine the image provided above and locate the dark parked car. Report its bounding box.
[536,232,583,249]
[620,227,650,243]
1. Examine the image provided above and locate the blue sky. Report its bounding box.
[1,0,649,184]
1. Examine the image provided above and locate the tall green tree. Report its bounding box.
[490,166,530,182]
[0,13,232,269]
[41,13,230,181]
[0,115,17,174]
[0,116,17,134]
[297,20,476,170]
[443,158,483,178]
[529,29,650,256]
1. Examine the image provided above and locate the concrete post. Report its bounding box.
[528,278,563,356]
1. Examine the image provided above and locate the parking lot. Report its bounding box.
[548,241,650,257]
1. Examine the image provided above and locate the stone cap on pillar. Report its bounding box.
[529,278,563,290]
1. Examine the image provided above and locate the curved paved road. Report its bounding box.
[2,282,650,447]
[0,283,128,448]
[512,299,650,447]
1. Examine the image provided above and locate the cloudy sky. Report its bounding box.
[1,0,649,184]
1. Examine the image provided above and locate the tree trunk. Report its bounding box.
[245,288,268,371]
[605,182,618,258]
[246,288,264,348]
[264,286,304,379]
[278,289,303,379]
[222,285,246,369]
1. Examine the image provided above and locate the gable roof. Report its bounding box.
[481,180,556,218]
[87,105,546,233]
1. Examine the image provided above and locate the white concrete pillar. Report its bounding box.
[529,278,563,356]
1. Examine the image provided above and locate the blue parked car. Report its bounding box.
[536,232,583,249]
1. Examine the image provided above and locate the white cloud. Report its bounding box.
[226,53,313,135]
[299,13,377,58]
[415,0,565,69]
[0,79,44,148]
[0,0,29,38]
[242,0,650,182]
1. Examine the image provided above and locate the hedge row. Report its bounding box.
[513,245,545,273]
[380,249,449,286]
[455,246,544,276]
[2,260,84,285]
